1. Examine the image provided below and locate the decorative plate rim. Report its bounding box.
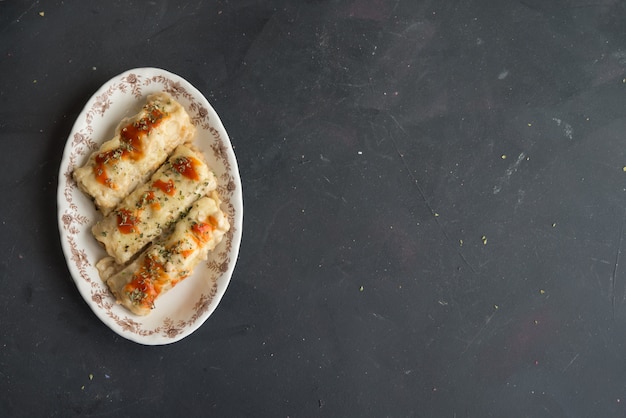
[56,67,243,345]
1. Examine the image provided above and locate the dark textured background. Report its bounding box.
[3,0,626,416]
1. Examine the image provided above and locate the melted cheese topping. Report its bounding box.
[104,193,230,316]
[73,92,196,215]
[92,144,217,265]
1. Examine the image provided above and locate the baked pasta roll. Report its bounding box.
[105,192,230,316]
[92,144,217,265]
[73,92,196,215]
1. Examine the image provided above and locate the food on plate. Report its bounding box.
[92,144,217,265]
[72,90,231,317]
[103,193,230,316]
[73,92,196,215]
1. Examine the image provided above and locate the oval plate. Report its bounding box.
[57,68,243,345]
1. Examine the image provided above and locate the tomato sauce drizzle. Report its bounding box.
[124,253,166,308]
[93,106,165,188]
[190,216,218,246]
[152,179,176,196]
[116,208,140,234]
[172,156,200,180]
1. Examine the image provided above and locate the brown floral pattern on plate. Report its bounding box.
[57,68,242,345]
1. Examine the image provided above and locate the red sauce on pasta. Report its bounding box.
[94,106,165,188]
[124,253,166,308]
[116,208,140,234]
[152,179,176,196]
[172,156,200,180]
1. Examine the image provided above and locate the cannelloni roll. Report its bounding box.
[92,144,217,265]
[73,92,196,215]
[105,192,230,316]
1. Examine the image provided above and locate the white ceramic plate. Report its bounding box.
[57,68,243,345]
